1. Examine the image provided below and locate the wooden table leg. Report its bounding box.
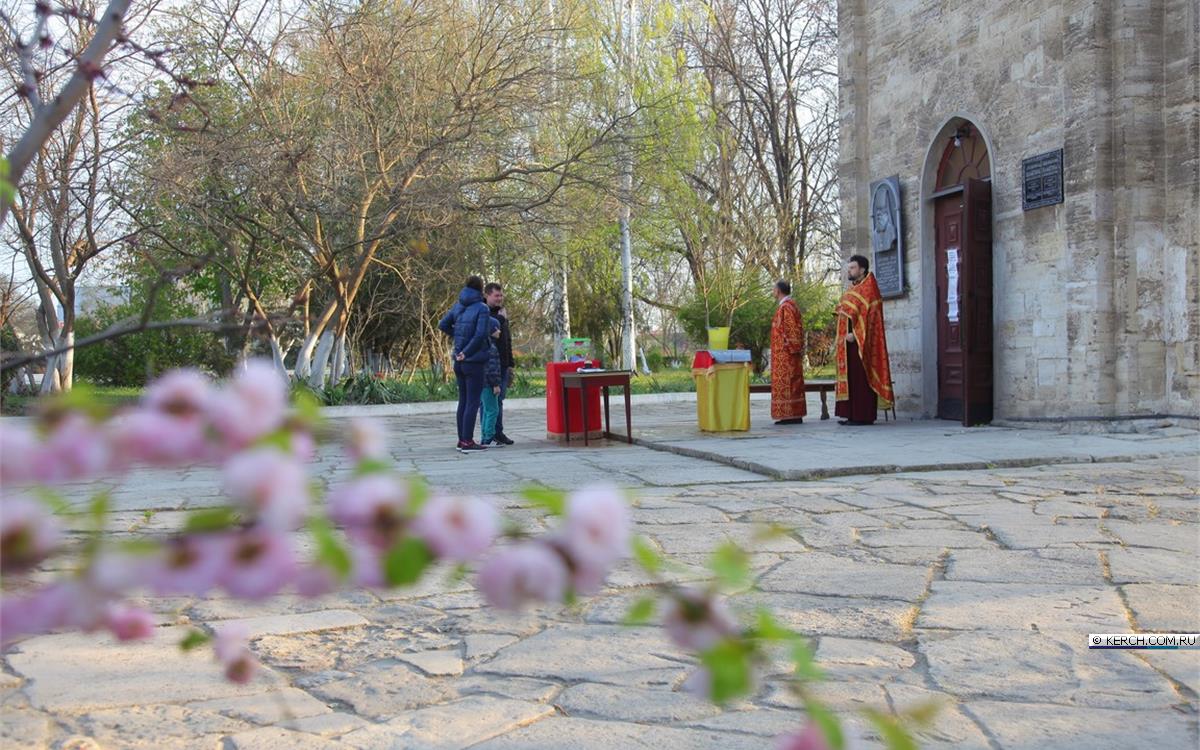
[820,389,830,420]
[602,385,610,440]
[581,385,589,447]
[624,384,632,443]
[562,383,571,443]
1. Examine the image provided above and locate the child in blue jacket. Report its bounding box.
[480,317,505,446]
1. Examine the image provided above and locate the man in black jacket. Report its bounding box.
[483,282,516,445]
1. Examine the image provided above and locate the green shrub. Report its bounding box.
[74,301,234,387]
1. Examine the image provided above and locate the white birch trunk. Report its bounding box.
[331,333,347,382]
[295,330,320,380]
[617,0,637,371]
[308,330,335,388]
[58,329,74,390]
[551,257,571,361]
[268,334,288,377]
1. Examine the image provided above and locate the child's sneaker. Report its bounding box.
[480,438,505,448]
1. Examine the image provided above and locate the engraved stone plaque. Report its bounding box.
[869,175,904,298]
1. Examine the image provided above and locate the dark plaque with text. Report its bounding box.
[869,175,904,298]
[1022,149,1063,210]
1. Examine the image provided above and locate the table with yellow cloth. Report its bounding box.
[691,352,751,432]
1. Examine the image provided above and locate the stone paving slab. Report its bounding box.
[1,405,1197,749]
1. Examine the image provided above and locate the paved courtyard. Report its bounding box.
[2,398,1198,749]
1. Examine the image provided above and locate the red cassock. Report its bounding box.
[835,272,894,423]
[770,298,807,420]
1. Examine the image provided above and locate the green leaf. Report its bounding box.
[254,430,293,452]
[624,596,657,625]
[88,492,111,528]
[354,458,392,476]
[308,517,352,579]
[903,698,943,727]
[179,630,211,651]
[864,708,918,750]
[384,537,433,587]
[446,563,469,584]
[32,488,70,515]
[632,536,662,574]
[292,388,324,424]
[407,476,430,512]
[184,506,241,533]
[791,639,824,682]
[753,609,796,642]
[805,699,845,750]
[0,157,14,203]
[520,486,566,515]
[53,383,108,420]
[708,541,750,589]
[116,539,161,556]
[700,640,753,704]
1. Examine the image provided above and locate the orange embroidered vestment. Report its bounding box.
[770,298,807,420]
[835,273,894,409]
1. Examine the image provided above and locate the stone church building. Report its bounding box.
[837,0,1198,424]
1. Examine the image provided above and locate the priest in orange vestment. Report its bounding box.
[770,280,807,425]
[835,255,894,425]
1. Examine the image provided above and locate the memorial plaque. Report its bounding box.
[1022,149,1063,210]
[869,175,904,298]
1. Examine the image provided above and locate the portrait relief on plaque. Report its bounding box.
[868,175,904,298]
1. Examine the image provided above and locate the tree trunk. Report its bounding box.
[308,330,336,389]
[331,332,347,382]
[268,334,288,377]
[58,328,74,390]
[617,0,637,372]
[551,256,570,361]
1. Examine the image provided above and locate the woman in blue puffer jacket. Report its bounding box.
[438,275,493,452]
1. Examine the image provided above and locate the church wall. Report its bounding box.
[838,0,1199,421]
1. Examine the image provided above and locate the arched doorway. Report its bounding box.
[930,121,993,424]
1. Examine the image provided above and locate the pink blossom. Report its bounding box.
[477,543,568,610]
[776,723,832,750]
[350,543,385,589]
[213,623,257,684]
[294,564,336,598]
[681,666,713,698]
[143,368,211,417]
[0,495,61,572]
[108,410,209,468]
[289,430,316,461]
[222,448,309,531]
[662,589,741,652]
[150,534,232,596]
[0,425,39,485]
[35,414,111,483]
[327,474,408,549]
[220,527,296,599]
[347,419,387,463]
[568,561,607,596]
[562,487,630,569]
[88,550,151,593]
[0,581,95,645]
[412,494,498,562]
[207,360,288,450]
[102,602,155,641]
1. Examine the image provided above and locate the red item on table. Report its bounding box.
[545,360,603,436]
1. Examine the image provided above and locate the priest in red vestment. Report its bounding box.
[835,255,894,425]
[770,280,807,425]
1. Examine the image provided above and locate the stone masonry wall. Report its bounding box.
[838,0,1199,421]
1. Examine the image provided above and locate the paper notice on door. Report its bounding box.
[946,248,960,323]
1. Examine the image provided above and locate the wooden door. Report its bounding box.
[960,178,994,425]
[934,193,965,420]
